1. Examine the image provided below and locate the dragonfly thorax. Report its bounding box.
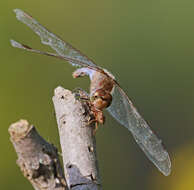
[73,67,113,111]
[90,89,112,110]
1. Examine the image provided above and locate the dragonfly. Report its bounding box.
[10,9,171,176]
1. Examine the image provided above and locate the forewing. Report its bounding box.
[10,39,99,70]
[107,84,171,176]
[13,9,98,68]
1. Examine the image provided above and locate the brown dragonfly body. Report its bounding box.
[73,67,114,126]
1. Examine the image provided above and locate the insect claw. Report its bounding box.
[86,118,96,126]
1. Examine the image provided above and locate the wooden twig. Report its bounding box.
[52,87,102,190]
[8,120,67,190]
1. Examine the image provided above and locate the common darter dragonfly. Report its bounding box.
[10,9,171,176]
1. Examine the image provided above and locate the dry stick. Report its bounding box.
[52,87,102,190]
[8,120,67,190]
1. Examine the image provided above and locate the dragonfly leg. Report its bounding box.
[93,122,99,136]
[85,114,99,135]
[86,117,96,126]
[73,87,89,102]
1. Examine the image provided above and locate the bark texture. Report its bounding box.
[9,120,67,190]
[9,87,102,190]
[52,87,102,190]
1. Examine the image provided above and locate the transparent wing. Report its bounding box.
[107,85,171,176]
[10,39,100,69]
[13,9,98,68]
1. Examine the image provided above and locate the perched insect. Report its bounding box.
[10,9,171,176]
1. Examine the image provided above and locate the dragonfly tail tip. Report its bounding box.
[10,39,23,49]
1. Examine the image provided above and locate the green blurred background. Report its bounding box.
[1,0,194,189]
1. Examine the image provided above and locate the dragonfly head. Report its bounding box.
[90,89,112,110]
